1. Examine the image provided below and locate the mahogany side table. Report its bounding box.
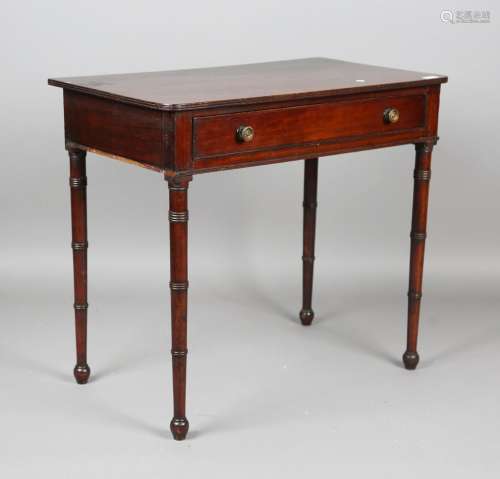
[48,58,447,440]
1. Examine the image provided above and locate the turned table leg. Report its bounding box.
[68,148,90,384]
[167,177,191,440]
[403,141,434,370]
[300,158,318,326]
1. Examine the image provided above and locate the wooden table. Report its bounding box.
[49,58,447,440]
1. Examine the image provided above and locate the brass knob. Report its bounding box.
[236,125,254,143]
[383,107,400,124]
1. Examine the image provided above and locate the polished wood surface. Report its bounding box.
[59,85,441,175]
[404,142,434,370]
[64,91,164,170]
[49,57,446,111]
[193,91,426,158]
[68,149,90,384]
[300,158,318,326]
[49,58,447,440]
[167,177,191,440]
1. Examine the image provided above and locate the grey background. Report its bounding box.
[1,0,499,477]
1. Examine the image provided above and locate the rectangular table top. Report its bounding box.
[48,57,447,112]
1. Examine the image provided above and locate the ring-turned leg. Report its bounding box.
[167,176,191,440]
[68,148,90,384]
[403,142,434,370]
[300,158,318,326]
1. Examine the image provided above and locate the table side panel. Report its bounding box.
[425,84,441,137]
[64,91,165,170]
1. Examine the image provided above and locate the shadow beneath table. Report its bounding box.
[206,279,298,325]
[317,309,402,368]
[92,348,161,382]
[0,342,162,385]
[243,284,299,325]
[88,401,171,440]
[423,324,500,368]
[228,278,402,366]
[236,280,500,369]
[0,346,71,383]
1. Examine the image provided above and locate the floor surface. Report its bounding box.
[2,260,499,478]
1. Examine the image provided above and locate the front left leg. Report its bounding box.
[167,176,191,440]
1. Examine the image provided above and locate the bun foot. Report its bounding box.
[73,364,91,384]
[403,351,419,370]
[170,417,189,440]
[299,308,315,326]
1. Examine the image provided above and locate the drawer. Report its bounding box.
[193,93,426,159]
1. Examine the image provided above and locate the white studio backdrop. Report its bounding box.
[1,1,499,478]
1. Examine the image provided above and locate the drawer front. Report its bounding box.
[193,94,426,159]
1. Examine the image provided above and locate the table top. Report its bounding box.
[49,57,447,112]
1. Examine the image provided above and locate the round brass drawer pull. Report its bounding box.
[236,125,254,143]
[383,107,400,124]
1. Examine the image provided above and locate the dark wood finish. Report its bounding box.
[403,141,434,370]
[48,58,447,440]
[190,87,430,173]
[300,158,318,326]
[193,92,425,158]
[49,58,446,111]
[64,91,165,171]
[53,67,445,177]
[167,176,191,440]
[68,148,91,384]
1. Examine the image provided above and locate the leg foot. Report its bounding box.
[170,416,189,440]
[299,308,315,326]
[73,364,91,384]
[403,351,420,370]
